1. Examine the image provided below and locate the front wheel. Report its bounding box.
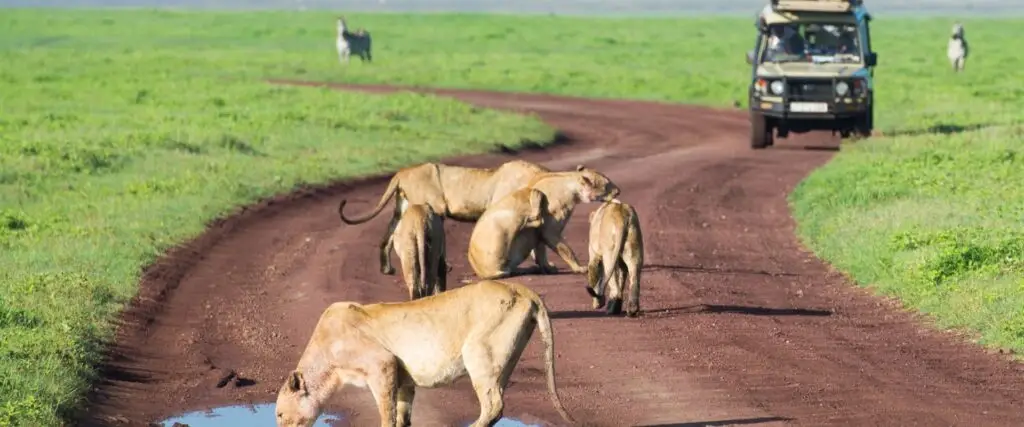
[750,111,773,149]
[854,104,874,139]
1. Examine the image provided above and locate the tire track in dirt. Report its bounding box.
[82,83,1024,427]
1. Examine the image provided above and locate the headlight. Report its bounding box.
[835,81,850,96]
[769,80,785,95]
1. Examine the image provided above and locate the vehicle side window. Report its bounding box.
[751,32,764,81]
[755,32,768,64]
[860,21,872,55]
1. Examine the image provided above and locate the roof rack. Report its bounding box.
[770,0,862,13]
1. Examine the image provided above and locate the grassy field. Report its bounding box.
[0,10,556,426]
[1,8,1022,427]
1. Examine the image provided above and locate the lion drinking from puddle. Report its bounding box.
[274,279,576,427]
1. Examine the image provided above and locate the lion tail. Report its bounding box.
[532,290,576,426]
[416,227,427,299]
[338,175,400,225]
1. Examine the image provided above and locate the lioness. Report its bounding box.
[585,198,644,317]
[274,279,576,427]
[337,160,550,276]
[467,188,547,279]
[524,165,621,276]
[391,203,447,300]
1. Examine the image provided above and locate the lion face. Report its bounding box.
[574,165,620,203]
[276,371,321,427]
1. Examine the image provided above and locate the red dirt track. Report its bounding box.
[82,84,1024,427]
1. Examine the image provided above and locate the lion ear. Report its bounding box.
[575,164,585,172]
[288,370,307,394]
[579,174,593,187]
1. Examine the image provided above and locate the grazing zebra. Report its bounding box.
[947,23,968,73]
[336,16,372,64]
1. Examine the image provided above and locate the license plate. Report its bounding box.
[789,102,829,113]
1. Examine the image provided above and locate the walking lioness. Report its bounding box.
[585,198,643,317]
[391,203,447,300]
[274,279,576,427]
[337,160,550,276]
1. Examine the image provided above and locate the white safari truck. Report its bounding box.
[745,0,878,149]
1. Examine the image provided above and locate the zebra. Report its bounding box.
[336,16,372,64]
[947,23,968,73]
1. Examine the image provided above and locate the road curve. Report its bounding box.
[83,84,1024,427]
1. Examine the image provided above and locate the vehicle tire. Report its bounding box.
[750,112,772,149]
[854,103,874,139]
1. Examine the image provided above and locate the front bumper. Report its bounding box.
[750,96,868,120]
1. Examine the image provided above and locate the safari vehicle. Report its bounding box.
[745,0,878,149]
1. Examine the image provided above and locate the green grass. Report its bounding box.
[1,8,1023,427]
[790,126,1024,352]
[783,19,1024,356]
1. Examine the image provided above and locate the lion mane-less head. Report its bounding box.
[574,164,620,203]
[276,370,321,427]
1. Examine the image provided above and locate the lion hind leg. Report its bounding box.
[531,240,558,274]
[605,260,627,316]
[464,348,506,427]
[586,258,605,309]
[463,308,531,427]
[367,357,402,427]
[379,202,403,276]
[625,260,641,317]
[396,376,415,427]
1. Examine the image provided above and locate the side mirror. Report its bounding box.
[746,50,755,65]
[865,52,878,67]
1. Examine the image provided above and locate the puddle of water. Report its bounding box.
[465,418,543,427]
[156,403,539,427]
[155,403,343,427]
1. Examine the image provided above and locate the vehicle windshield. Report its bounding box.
[761,22,861,64]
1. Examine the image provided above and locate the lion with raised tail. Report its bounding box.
[274,279,576,427]
[337,160,550,276]
[585,198,644,317]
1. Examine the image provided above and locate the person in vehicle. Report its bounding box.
[766,24,806,60]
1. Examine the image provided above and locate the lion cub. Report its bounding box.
[392,203,447,300]
[585,198,643,317]
[467,188,546,279]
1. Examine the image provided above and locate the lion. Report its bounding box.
[274,279,576,427]
[523,165,621,276]
[337,160,550,276]
[391,203,447,300]
[584,198,644,317]
[466,188,547,279]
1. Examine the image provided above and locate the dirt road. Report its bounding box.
[82,84,1024,427]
